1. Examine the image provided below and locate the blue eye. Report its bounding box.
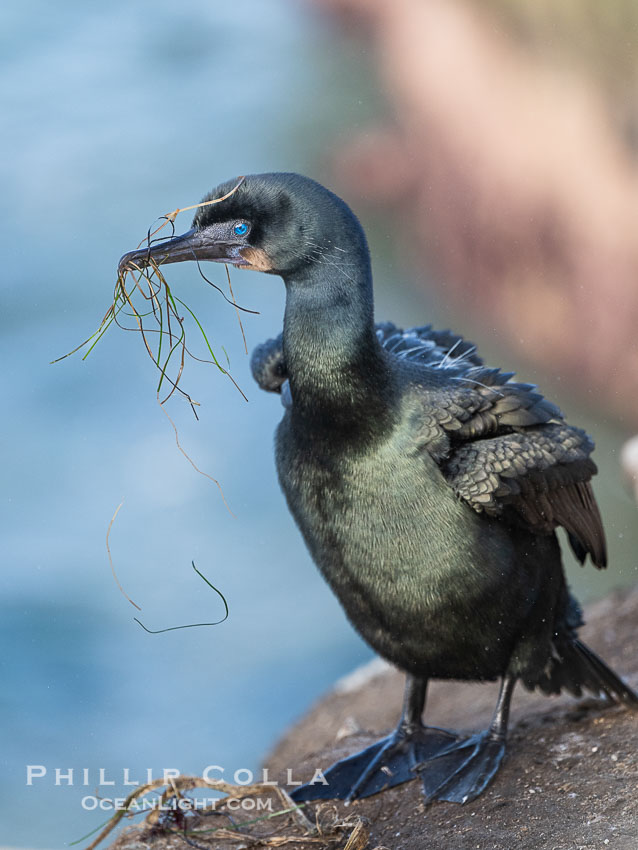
[233,222,249,237]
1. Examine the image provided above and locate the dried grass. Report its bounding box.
[72,775,372,850]
[52,178,253,417]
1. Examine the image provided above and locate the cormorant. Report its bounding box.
[119,173,637,805]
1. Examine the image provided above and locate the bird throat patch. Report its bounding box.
[240,247,273,272]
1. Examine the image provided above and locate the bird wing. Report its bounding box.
[411,355,606,568]
[443,424,606,568]
[374,321,484,369]
[251,335,287,393]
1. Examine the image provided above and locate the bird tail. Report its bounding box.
[539,638,638,705]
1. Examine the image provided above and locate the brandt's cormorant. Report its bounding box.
[119,173,637,805]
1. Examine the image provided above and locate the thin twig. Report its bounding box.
[226,264,248,354]
[156,393,234,516]
[106,501,141,611]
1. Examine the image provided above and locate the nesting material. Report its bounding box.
[53,179,250,416]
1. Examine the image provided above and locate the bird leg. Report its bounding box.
[290,675,464,803]
[415,675,517,804]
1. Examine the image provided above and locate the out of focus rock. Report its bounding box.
[316,0,638,427]
[622,436,638,502]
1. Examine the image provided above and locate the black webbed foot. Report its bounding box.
[416,731,506,804]
[291,675,515,806]
[290,725,462,803]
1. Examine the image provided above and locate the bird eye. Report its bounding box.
[233,222,249,237]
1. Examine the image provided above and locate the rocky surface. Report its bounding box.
[107,587,637,850]
[263,587,638,849]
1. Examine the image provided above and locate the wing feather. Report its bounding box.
[443,425,607,568]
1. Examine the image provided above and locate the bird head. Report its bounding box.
[118,172,368,282]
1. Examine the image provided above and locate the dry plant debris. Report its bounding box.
[74,775,373,850]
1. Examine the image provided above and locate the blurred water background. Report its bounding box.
[1,2,636,848]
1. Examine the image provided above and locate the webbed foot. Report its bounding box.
[417,730,506,804]
[291,674,515,805]
[290,725,462,803]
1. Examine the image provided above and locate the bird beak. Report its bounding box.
[118,227,248,275]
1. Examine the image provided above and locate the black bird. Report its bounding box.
[120,173,637,805]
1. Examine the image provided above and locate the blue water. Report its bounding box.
[0,3,384,846]
[2,3,637,848]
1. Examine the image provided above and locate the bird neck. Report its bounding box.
[282,253,392,428]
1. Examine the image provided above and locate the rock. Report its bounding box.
[103,588,638,850]
[265,586,638,849]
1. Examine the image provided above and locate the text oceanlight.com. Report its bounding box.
[81,795,276,812]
